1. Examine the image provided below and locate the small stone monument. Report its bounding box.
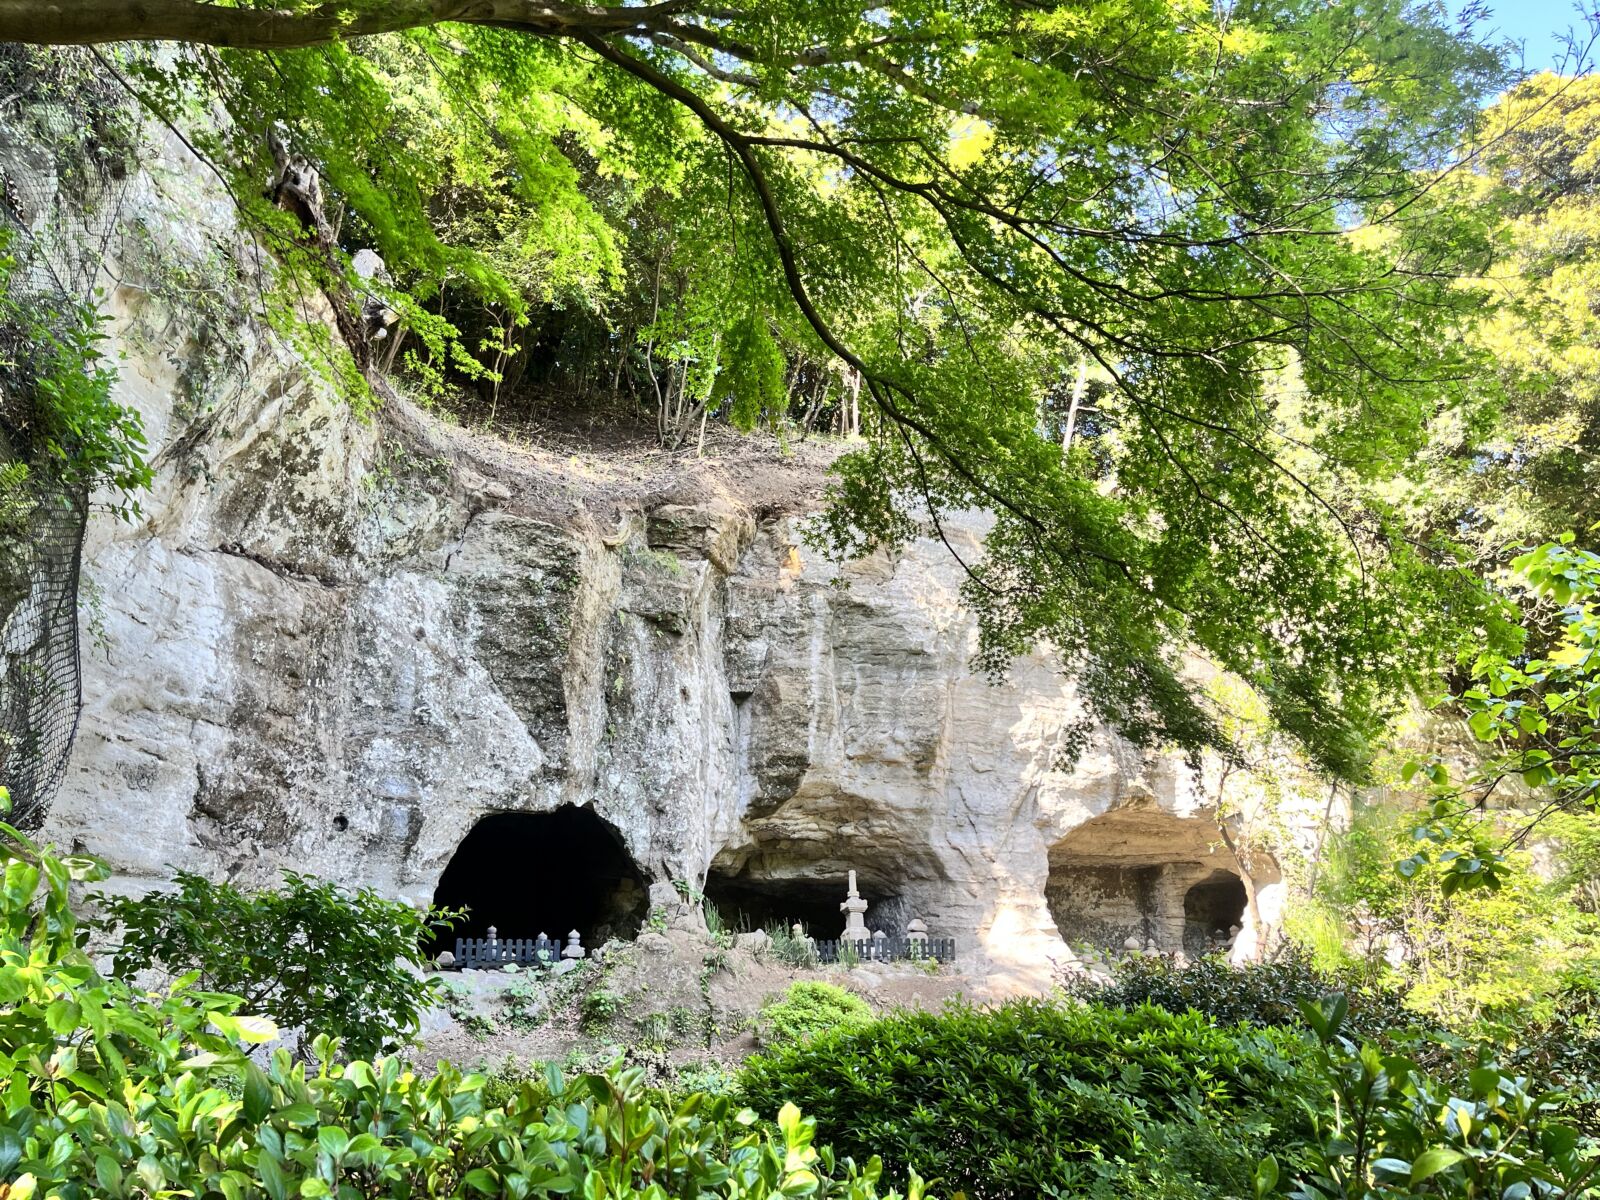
[871,929,887,961]
[562,929,585,960]
[840,870,870,940]
[906,917,928,952]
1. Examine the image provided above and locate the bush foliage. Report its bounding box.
[739,998,1315,1200]
[1067,954,1427,1047]
[95,869,458,1059]
[1290,997,1599,1200]
[756,982,872,1048]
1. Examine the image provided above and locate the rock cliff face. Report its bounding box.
[25,112,1296,990]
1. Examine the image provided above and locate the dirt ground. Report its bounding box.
[383,380,845,531]
[410,926,976,1080]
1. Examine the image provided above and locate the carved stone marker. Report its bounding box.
[906,917,928,951]
[840,870,870,940]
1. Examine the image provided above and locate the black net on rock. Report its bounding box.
[0,47,132,828]
[0,191,95,830]
[0,484,86,828]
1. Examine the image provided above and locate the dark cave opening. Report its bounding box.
[703,870,900,939]
[1183,870,1247,944]
[427,807,647,956]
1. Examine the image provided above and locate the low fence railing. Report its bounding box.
[815,936,955,964]
[450,931,956,969]
[454,934,567,968]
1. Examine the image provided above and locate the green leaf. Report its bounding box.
[94,1153,123,1196]
[317,1126,350,1160]
[136,1157,165,1193]
[258,1153,289,1200]
[1410,1147,1467,1183]
[232,1014,279,1044]
[44,997,79,1034]
[243,1060,273,1124]
[1254,1155,1279,1199]
[1469,1067,1503,1096]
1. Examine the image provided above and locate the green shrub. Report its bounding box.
[1290,996,1598,1200]
[704,902,734,948]
[757,981,872,1047]
[478,1054,557,1110]
[1486,969,1600,1133]
[740,998,1317,1200]
[673,1059,738,1097]
[0,791,926,1200]
[1068,953,1427,1047]
[96,869,458,1059]
[0,232,152,516]
[637,1010,675,1051]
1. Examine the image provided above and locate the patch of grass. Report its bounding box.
[501,979,545,1031]
[761,924,818,968]
[623,545,686,577]
[580,987,623,1031]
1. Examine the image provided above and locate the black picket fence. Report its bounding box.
[450,932,955,968]
[454,934,569,969]
[815,936,955,964]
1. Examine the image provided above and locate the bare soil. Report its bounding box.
[382,382,846,530]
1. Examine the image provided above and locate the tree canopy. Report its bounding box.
[0,0,1529,776]
[1409,73,1600,560]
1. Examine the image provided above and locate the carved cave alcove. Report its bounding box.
[1045,807,1247,955]
[427,806,648,955]
[1182,870,1248,952]
[702,866,907,939]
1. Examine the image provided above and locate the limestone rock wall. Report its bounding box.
[20,104,1301,991]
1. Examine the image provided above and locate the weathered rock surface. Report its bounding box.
[27,104,1301,991]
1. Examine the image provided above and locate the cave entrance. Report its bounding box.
[1046,808,1248,955]
[1182,870,1248,951]
[703,869,901,938]
[427,807,647,956]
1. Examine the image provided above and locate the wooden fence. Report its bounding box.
[814,936,955,964]
[454,934,565,969]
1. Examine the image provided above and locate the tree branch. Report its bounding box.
[0,0,704,48]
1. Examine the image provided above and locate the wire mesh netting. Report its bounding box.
[0,47,138,828]
[0,483,86,829]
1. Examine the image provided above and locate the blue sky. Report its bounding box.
[1447,0,1598,74]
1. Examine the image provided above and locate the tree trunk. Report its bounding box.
[1061,358,1087,452]
[0,0,667,50]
